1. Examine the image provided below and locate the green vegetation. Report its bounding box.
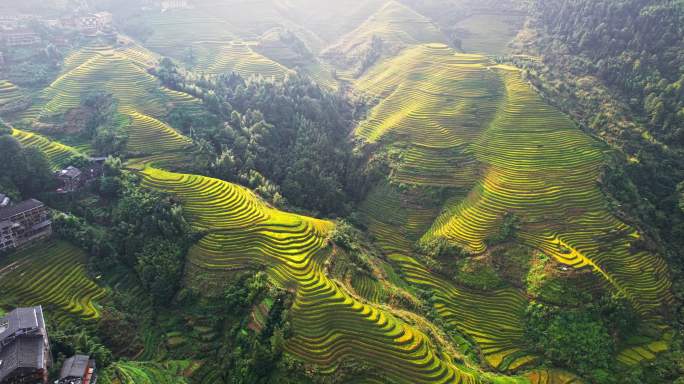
[53,159,194,304]
[0,240,106,322]
[0,130,55,199]
[154,61,372,215]
[519,0,684,288]
[99,361,195,384]
[1,1,681,382]
[15,44,197,161]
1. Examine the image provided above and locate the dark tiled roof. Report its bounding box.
[60,355,89,379]
[0,335,46,381]
[0,199,45,221]
[0,306,44,341]
[0,306,48,382]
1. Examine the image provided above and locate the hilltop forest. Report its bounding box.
[0,0,682,383]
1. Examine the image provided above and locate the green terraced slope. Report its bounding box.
[27,47,198,120]
[525,369,582,384]
[11,128,83,170]
[121,108,193,155]
[354,43,674,372]
[191,42,291,80]
[138,166,333,286]
[0,80,25,109]
[137,166,525,384]
[0,240,106,322]
[323,1,447,73]
[424,66,672,319]
[143,8,236,57]
[360,185,537,372]
[18,46,197,157]
[99,360,197,384]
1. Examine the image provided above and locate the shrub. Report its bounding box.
[525,303,614,378]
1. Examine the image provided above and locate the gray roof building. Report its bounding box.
[0,199,44,222]
[0,306,51,384]
[59,166,82,179]
[58,355,97,384]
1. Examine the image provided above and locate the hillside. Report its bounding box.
[0,240,107,324]
[355,43,674,374]
[0,1,681,383]
[137,166,521,383]
[322,1,448,76]
[15,45,197,158]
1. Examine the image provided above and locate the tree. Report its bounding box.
[525,303,614,379]
[0,135,54,198]
[135,239,184,303]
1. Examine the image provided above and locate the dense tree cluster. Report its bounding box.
[534,0,684,146]
[0,128,55,200]
[80,92,129,156]
[53,157,194,304]
[525,294,643,383]
[153,60,373,216]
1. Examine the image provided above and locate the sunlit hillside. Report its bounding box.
[1,1,681,383]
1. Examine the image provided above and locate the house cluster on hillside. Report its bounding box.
[0,159,105,252]
[61,12,113,36]
[0,199,52,253]
[0,307,97,384]
[55,160,105,194]
[0,16,40,48]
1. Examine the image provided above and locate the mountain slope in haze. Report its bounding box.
[322,1,448,76]
[17,44,196,158]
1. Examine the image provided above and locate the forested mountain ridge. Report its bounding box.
[533,0,684,145]
[0,0,683,383]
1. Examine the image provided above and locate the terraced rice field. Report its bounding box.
[143,9,236,57]
[191,42,291,80]
[355,43,673,371]
[99,360,197,384]
[121,108,192,155]
[25,46,198,120]
[525,370,581,384]
[616,336,671,365]
[424,66,672,319]
[0,80,25,109]
[11,128,83,170]
[360,188,536,372]
[0,240,106,322]
[17,46,198,158]
[137,166,523,383]
[356,45,499,188]
[324,1,447,66]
